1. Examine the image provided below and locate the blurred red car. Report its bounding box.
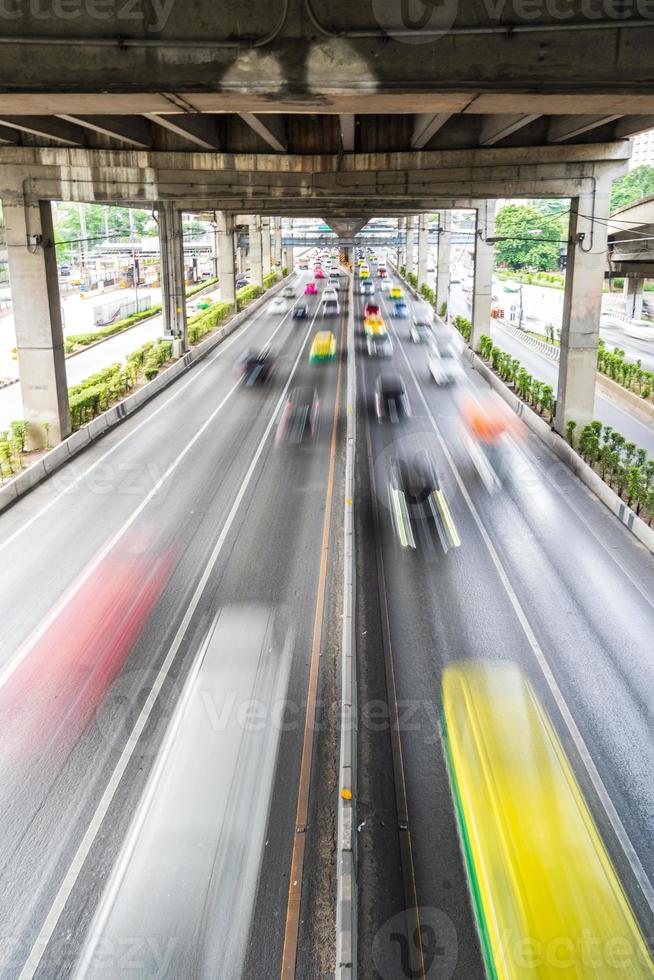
[315,268,326,279]
[364,302,380,319]
[305,281,318,295]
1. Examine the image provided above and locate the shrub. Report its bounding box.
[454,316,472,342]
[438,302,447,318]
[263,271,279,289]
[237,284,262,308]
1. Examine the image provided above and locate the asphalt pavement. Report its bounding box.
[0,267,346,979]
[2,254,654,980]
[355,263,654,978]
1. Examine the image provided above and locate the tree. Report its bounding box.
[610,165,654,212]
[494,204,564,271]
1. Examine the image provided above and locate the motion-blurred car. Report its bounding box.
[393,300,409,318]
[305,281,318,295]
[459,391,523,492]
[238,348,276,386]
[427,337,464,385]
[236,276,250,289]
[299,260,309,270]
[389,286,403,300]
[323,298,340,317]
[269,296,288,314]
[323,287,337,301]
[367,332,393,357]
[315,268,326,279]
[292,301,309,319]
[359,269,370,280]
[374,373,410,422]
[377,266,387,278]
[410,319,433,343]
[364,302,381,320]
[381,280,392,294]
[276,386,320,443]
[328,273,341,290]
[388,449,460,552]
[281,285,296,298]
[361,280,375,296]
[310,330,337,361]
[364,313,386,337]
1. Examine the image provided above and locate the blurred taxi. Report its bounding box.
[309,330,337,362]
[364,313,386,337]
[389,285,403,300]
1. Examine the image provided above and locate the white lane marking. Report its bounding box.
[384,287,654,917]
[525,438,654,614]
[17,303,321,980]
[0,300,314,694]
[0,279,307,557]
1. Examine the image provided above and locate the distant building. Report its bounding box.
[630,130,654,169]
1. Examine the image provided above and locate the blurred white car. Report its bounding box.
[381,280,392,294]
[281,285,296,298]
[270,296,288,314]
[428,337,464,385]
[323,287,338,301]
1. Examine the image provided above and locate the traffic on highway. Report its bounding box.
[1,247,654,980]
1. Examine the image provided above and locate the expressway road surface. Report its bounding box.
[448,284,654,456]
[2,252,654,979]
[0,267,345,979]
[355,264,654,977]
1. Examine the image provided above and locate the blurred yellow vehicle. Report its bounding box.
[442,661,654,979]
[359,268,370,280]
[364,314,386,337]
[389,286,403,300]
[309,330,337,362]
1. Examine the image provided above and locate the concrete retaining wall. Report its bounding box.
[0,276,291,516]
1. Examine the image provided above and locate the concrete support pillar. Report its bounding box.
[261,216,272,278]
[436,210,451,315]
[417,213,430,291]
[624,277,644,320]
[248,216,263,287]
[216,211,236,307]
[555,175,613,436]
[405,215,416,274]
[273,217,283,270]
[236,236,246,276]
[471,201,496,352]
[4,187,70,447]
[397,217,406,268]
[341,243,354,269]
[159,202,188,356]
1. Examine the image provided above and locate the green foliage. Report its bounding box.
[236,284,263,308]
[186,276,219,297]
[494,204,564,271]
[453,316,471,343]
[596,339,654,403]
[419,283,434,303]
[407,272,418,289]
[282,267,289,277]
[438,302,447,318]
[187,301,232,343]
[565,419,577,446]
[68,341,173,430]
[263,271,279,289]
[610,165,654,212]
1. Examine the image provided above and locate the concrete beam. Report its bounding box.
[145,114,221,150]
[479,113,540,146]
[239,114,287,152]
[613,115,654,138]
[0,124,19,144]
[548,114,622,143]
[411,113,452,149]
[56,115,152,148]
[340,115,355,152]
[0,116,85,145]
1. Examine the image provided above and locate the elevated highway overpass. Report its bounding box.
[2,6,654,979]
